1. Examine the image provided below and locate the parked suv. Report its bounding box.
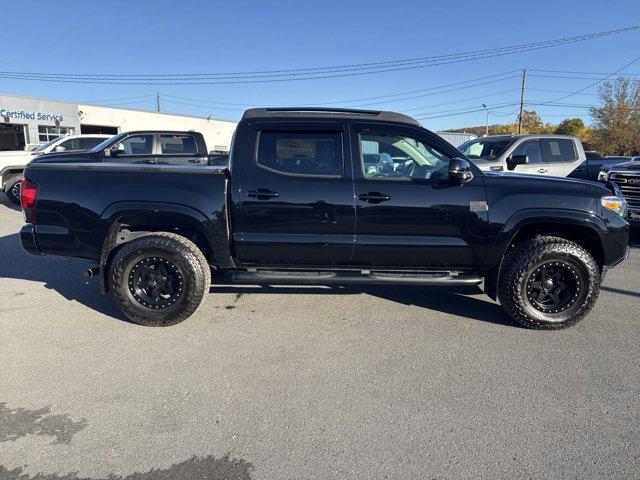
[19,107,629,329]
[459,134,589,178]
[0,134,111,204]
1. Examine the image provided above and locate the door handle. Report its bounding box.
[537,168,548,173]
[358,192,391,204]
[247,188,279,200]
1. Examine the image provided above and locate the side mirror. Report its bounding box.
[109,143,126,156]
[507,154,528,171]
[448,158,473,183]
[54,145,66,152]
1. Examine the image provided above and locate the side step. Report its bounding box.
[216,270,483,286]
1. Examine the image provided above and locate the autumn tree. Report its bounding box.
[554,118,586,137]
[589,77,640,155]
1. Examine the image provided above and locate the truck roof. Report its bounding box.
[475,134,579,141]
[241,107,421,126]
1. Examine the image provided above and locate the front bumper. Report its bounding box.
[20,225,41,256]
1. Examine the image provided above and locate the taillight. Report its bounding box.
[20,179,38,224]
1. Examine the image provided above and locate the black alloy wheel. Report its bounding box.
[525,260,582,314]
[128,256,185,309]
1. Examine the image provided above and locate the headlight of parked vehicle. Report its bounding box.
[601,195,628,217]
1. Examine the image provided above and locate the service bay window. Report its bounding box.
[38,125,74,142]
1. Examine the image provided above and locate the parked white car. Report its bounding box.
[458,134,587,178]
[0,134,112,204]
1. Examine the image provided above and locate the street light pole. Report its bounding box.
[482,103,490,136]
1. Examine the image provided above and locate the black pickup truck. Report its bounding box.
[19,108,629,329]
[31,130,211,166]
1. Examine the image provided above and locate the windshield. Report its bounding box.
[35,138,61,152]
[458,138,513,161]
[91,133,124,152]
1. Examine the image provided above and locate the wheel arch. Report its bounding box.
[98,202,231,292]
[484,209,607,300]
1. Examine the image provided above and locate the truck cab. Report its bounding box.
[459,134,587,178]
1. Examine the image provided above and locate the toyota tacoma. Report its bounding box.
[19,108,630,329]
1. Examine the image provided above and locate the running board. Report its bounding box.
[216,270,483,286]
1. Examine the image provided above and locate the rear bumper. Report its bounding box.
[20,225,41,256]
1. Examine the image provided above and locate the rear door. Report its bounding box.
[234,121,356,267]
[540,138,578,177]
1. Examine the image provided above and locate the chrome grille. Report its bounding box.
[610,173,640,209]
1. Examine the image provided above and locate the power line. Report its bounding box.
[535,55,640,106]
[530,68,640,76]
[159,71,518,109]
[79,94,155,103]
[1,27,636,84]
[399,88,519,113]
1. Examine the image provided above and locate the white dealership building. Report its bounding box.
[0,93,237,152]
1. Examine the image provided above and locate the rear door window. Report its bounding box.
[160,134,197,155]
[541,139,577,163]
[256,131,343,177]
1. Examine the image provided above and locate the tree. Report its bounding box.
[519,110,544,133]
[554,118,585,137]
[589,77,640,156]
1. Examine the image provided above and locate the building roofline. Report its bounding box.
[0,91,237,125]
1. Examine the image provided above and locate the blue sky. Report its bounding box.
[1,0,639,130]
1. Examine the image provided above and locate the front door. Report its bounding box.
[234,122,356,267]
[350,123,488,269]
[508,139,553,176]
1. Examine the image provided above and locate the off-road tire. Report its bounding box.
[4,176,22,205]
[498,235,600,330]
[109,233,210,326]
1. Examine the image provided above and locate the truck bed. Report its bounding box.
[21,162,230,264]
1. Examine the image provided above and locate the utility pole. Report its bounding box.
[517,68,527,134]
[482,103,490,136]
[156,92,161,112]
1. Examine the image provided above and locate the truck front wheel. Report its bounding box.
[109,233,211,326]
[498,236,600,329]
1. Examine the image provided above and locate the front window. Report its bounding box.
[511,140,543,163]
[35,138,61,152]
[120,135,153,155]
[459,138,512,160]
[37,125,74,142]
[360,132,449,180]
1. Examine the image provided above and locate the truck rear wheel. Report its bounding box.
[498,236,600,329]
[109,233,211,326]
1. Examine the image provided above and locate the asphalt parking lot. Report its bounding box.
[0,195,639,480]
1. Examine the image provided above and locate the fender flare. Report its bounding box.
[98,201,232,292]
[484,209,607,299]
